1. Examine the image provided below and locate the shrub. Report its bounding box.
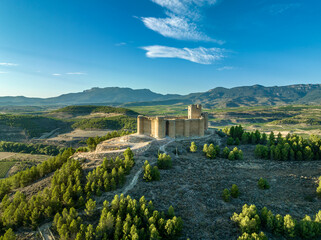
[227,137,234,145]
[223,147,230,158]
[231,204,261,234]
[203,144,208,155]
[190,142,197,153]
[258,178,270,190]
[143,161,153,182]
[231,184,239,198]
[283,214,296,238]
[143,161,160,182]
[157,153,172,169]
[237,232,267,240]
[228,151,235,160]
[235,138,240,145]
[206,144,216,159]
[222,189,231,202]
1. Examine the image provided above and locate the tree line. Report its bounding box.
[224,125,321,161]
[0,148,137,238]
[0,148,75,201]
[0,141,65,155]
[53,194,183,240]
[231,204,321,239]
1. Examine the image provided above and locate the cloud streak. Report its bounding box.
[142,45,224,64]
[0,62,18,66]
[269,3,301,15]
[66,72,86,75]
[141,0,221,42]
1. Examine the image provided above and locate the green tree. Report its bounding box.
[258,178,270,190]
[143,162,153,182]
[85,199,96,216]
[190,142,197,153]
[1,229,16,240]
[206,144,216,159]
[228,151,235,160]
[203,144,208,155]
[222,189,230,202]
[284,214,296,238]
[231,184,239,198]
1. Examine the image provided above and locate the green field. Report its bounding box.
[0,161,15,178]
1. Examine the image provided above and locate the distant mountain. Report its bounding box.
[1,84,321,107]
[0,87,181,106]
[190,84,321,108]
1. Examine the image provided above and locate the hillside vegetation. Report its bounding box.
[0,114,71,138]
[52,105,138,116]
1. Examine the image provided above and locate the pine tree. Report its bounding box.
[228,151,235,160]
[206,144,216,159]
[231,184,239,198]
[85,199,96,216]
[190,142,197,153]
[143,163,153,182]
[203,144,208,155]
[284,214,296,238]
[222,189,230,202]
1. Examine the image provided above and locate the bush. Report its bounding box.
[222,189,231,202]
[231,184,239,198]
[222,147,230,158]
[190,142,197,153]
[258,178,270,190]
[157,153,172,169]
[143,161,160,182]
[231,204,261,234]
[228,151,235,160]
[227,137,234,145]
[206,144,217,159]
[203,144,208,155]
[237,232,267,240]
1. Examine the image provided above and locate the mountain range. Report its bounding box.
[1,84,321,108]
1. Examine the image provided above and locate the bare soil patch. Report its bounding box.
[125,142,321,240]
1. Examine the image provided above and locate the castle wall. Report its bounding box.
[137,104,208,138]
[175,119,185,137]
[168,120,176,138]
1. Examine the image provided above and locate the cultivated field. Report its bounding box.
[0,161,15,178]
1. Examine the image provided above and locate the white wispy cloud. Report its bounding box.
[217,66,236,71]
[115,42,127,47]
[269,3,301,15]
[141,0,221,42]
[142,45,224,64]
[0,72,8,74]
[66,72,86,75]
[142,16,212,41]
[52,73,62,76]
[0,62,18,66]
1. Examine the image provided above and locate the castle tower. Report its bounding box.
[137,115,144,134]
[188,104,202,119]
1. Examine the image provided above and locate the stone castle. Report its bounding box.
[137,104,208,138]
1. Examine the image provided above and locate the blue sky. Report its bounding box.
[0,0,320,97]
